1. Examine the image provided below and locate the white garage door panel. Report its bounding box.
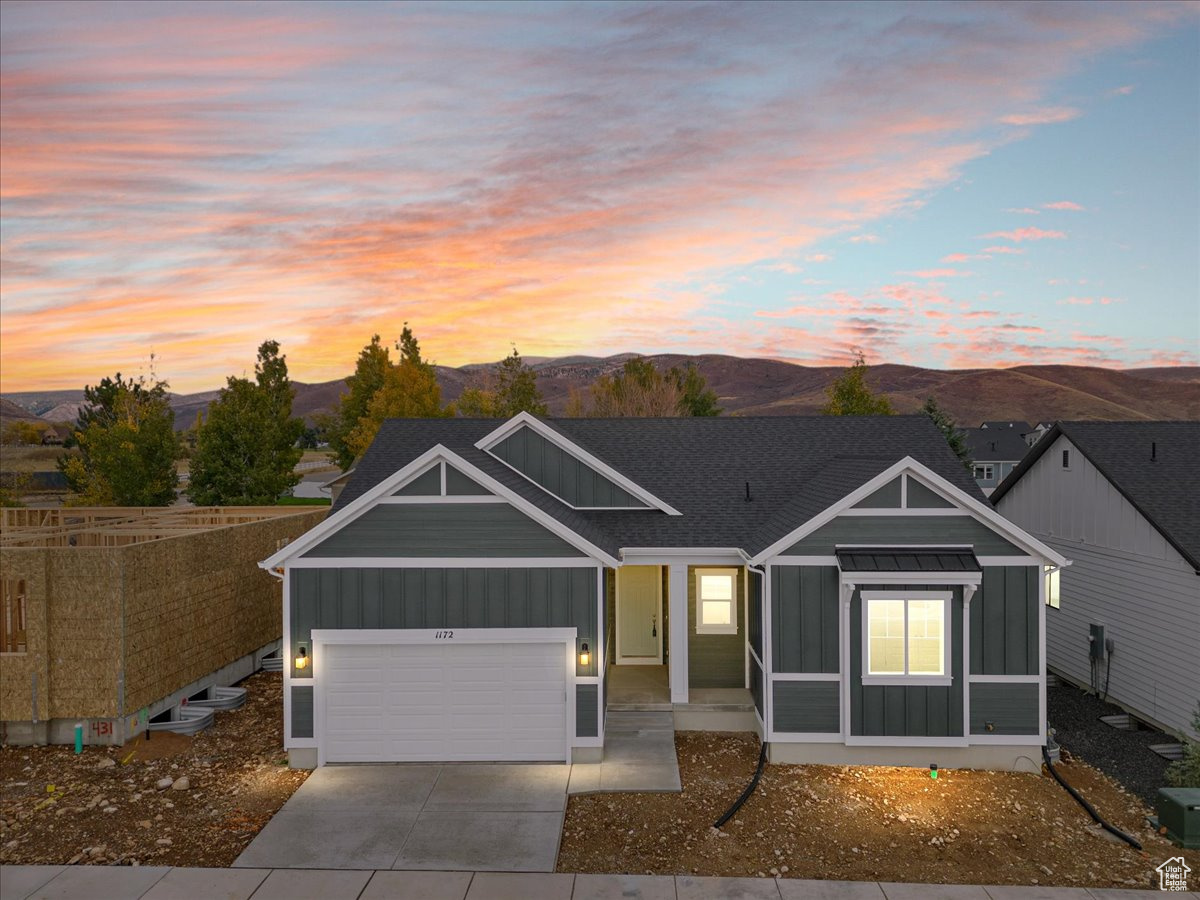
[321,640,568,763]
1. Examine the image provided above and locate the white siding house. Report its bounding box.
[993,425,1200,740]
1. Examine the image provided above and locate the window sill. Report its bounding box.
[861,675,953,687]
[695,626,737,636]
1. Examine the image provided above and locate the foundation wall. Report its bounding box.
[768,741,1044,773]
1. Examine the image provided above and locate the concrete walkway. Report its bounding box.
[233,764,568,872]
[4,866,1192,900]
[568,710,682,794]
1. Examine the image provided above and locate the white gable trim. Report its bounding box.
[259,444,619,569]
[749,456,1070,568]
[475,412,681,516]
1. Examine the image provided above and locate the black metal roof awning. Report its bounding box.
[836,547,981,573]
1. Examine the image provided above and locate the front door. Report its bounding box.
[617,565,662,664]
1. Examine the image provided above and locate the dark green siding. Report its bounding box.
[853,477,902,508]
[970,683,1039,735]
[687,566,744,689]
[750,656,764,717]
[394,467,440,496]
[576,685,599,737]
[784,516,1019,556]
[773,681,840,733]
[292,686,314,739]
[906,479,954,508]
[971,567,1038,676]
[445,467,490,495]
[850,585,964,738]
[771,566,839,673]
[492,426,648,508]
[301,503,584,558]
[748,570,763,658]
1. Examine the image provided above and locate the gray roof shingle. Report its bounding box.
[964,427,1030,463]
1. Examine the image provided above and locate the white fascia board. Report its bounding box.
[475,412,682,516]
[320,467,355,489]
[750,456,1070,568]
[260,443,620,569]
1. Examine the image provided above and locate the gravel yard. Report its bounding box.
[558,732,1200,890]
[0,670,307,867]
[1048,682,1180,804]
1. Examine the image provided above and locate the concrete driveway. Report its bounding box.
[234,764,568,873]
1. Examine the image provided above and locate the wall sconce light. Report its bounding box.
[578,642,590,668]
[295,644,309,670]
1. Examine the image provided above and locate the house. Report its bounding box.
[964,423,1031,496]
[992,421,1200,740]
[261,413,1067,771]
[0,506,326,745]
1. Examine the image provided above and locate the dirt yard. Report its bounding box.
[0,670,307,867]
[558,732,1199,890]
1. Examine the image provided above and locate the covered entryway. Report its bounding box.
[313,630,573,764]
[616,565,663,664]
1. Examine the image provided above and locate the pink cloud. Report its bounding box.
[1043,201,1085,210]
[1109,85,1135,97]
[981,246,1026,254]
[904,268,973,279]
[848,234,881,244]
[1058,296,1124,305]
[805,253,833,263]
[1000,107,1081,126]
[982,227,1067,242]
[941,253,971,263]
[1004,207,1041,215]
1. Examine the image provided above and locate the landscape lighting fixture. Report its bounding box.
[579,642,590,667]
[929,763,938,780]
[295,645,309,670]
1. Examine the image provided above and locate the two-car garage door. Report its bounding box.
[320,641,568,763]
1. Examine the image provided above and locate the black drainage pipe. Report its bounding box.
[713,740,768,829]
[1041,745,1142,850]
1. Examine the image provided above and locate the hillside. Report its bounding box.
[4,357,1198,428]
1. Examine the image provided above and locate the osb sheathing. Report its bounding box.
[0,508,325,722]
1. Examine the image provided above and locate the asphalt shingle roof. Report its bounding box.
[335,415,986,557]
[991,421,1200,572]
[964,427,1031,463]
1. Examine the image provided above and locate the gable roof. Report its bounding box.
[991,421,1200,571]
[964,427,1031,463]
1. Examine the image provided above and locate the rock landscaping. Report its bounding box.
[0,670,307,867]
[558,731,1200,889]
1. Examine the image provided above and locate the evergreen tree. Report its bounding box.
[454,347,548,418]
[922,396,972,470]
[327,335,391,469]
[58,373,179,505]
[672,362,722,416]
[821,351,894,416]
[187,341,304,505]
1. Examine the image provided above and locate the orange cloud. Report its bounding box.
[1000,107,1081,126]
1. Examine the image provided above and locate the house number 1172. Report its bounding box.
[434,630,454,639]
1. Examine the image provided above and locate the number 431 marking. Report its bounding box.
[434,630,454,639]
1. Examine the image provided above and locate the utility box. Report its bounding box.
[1156,787,1200,849]
[1089,623,1106,660]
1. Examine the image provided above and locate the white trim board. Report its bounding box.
[474,412,681,516]
[259,444,620,569]
[285,557,597,569]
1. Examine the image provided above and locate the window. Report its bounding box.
[1044,565,1060,609]
[862,591,951,685]
[2,579,27,654]
[973,464,994,480]
[695,568,737,635]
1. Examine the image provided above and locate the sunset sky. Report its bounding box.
[2,1,1198,393]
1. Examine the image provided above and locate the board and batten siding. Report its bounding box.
[687,565,744,689]
[300,503,585,558]
[783,517,1020,556]
[771,566,839,673]
[288,566,598,741]
[491,425,648,508]
[996,435,1200,739]
[971,566,1038,676]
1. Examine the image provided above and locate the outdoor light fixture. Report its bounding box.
[579,642,590,667]
[929,763,938,780]
[295,645,309,670]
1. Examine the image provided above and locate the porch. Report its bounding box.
[604,664,758,731]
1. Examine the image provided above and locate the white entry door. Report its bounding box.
[319,640,568,763]
[617,565,662,663]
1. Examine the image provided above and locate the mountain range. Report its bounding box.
[4,355,1198,431]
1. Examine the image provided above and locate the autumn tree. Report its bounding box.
[187,341,304,505]
[325,334,391,470]
[821,351,894,416]
[922,396,972,470]
[344,325,447,458]
[58,373,179,506]
[455,347,548,418]
[571,357,721,417]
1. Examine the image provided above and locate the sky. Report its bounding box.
[1,1,1198,394]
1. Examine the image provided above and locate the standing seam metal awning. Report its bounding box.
[835,548,981,573]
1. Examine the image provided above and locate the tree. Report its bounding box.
[187,341,305,505]
[1166,703,1200,788]
[454,347,548,418]
[1,421,49,446]
[58,373,179,506]
[326,334,391,470]
[922,396,972,470]
[344,324,447,458]
[569,357,721,417]
[821,351,894,416]
[672,362,722,416]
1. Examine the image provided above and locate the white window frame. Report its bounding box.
[695,567,738,635]
[973,464,994,481]
[861,590,952,686]
[1044,565,1061,609]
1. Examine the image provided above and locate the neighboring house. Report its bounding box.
[965,422,1032,496]
[1024,422,1053,447]
[992,421,1200,740]
[261,413,1067,771]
